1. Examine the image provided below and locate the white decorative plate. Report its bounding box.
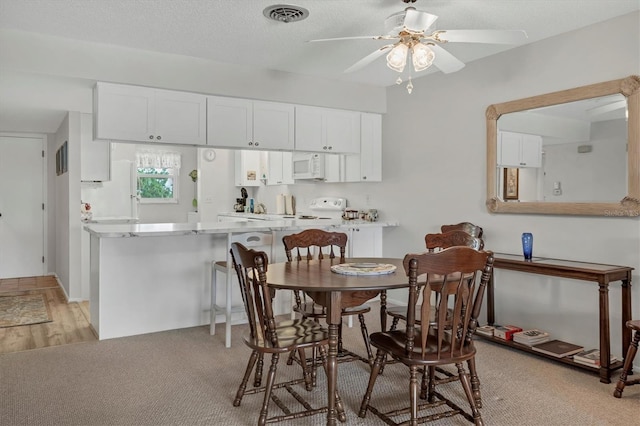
[331,263,397,276]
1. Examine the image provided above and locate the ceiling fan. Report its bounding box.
[310,0,527,92]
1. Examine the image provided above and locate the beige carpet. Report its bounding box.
[0,294,52,328]
[1,310,638,425]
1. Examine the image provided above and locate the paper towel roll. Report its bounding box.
[285,195,294,215]
[276,194,285,215]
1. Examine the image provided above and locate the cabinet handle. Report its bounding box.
[520,162,526,165]
[362,176,367,180]
[156,135,162,140]
[248,141,253,146]
[328,146,332,150]
[149,135,154,140]
[255,142,259,146]
[323,146,328,150]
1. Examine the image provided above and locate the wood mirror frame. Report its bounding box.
[486,75,640,216]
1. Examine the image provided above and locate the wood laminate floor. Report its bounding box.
[0,276,96,354]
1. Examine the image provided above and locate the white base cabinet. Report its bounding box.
[94,82,206,145]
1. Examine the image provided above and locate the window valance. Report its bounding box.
[135,151,182,169]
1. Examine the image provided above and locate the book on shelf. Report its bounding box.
[475,325,495,337]
[512,329,551,346]
[531,339,584,358]
[572,349,618,366]
[493,325,523,341]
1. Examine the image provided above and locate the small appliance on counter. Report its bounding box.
[234,187,249,212]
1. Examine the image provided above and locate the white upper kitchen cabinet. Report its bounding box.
[94,82,206,145]
[234,150,261,187]
[81,113,110,182]
[207,96,294,150]
[344,113,382,182]
[498,131,542,168]
[266,151,294,185]
[295,106,361,154]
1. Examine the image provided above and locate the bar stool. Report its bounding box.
[613,319,640,398]
[210,231,274,348]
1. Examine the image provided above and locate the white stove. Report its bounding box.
[303,197,346,219]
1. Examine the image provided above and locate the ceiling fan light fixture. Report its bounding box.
[386,43,409,72]
[411,42,435,71]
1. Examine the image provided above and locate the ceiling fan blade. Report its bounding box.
[429,44,465,74]
[345,44,394,73]
[308,35,396,42]
[436,29,528,44]
[403,9,438,32]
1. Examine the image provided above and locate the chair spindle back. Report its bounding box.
[230,242,276,346]
[402,247,494,359]
[440,222,484,239]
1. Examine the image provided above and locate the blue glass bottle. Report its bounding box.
[521,233,533,260]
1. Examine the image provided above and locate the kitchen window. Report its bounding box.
[136,150,181,204]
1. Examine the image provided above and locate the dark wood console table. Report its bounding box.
[481,253,633,383]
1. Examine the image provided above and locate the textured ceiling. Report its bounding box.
[1,0,639,87]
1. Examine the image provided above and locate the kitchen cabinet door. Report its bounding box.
[349,227,382,257]
[295,106,361,154]
[94,82,154,142]
[153,88,207,145]
[81,113,110,182]
[207,96,253,148]
[94,82,206,145]
[498,131,542,167]
[207,97,294,150]
[266,151,294,185]
[253,101,295,150]
[343,113,382,182]
[324,154,343,183]
[359,113,382,182]
[234,150,261,187]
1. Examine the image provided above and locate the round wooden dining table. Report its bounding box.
[266,257,409,426]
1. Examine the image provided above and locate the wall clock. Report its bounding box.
[202,149,216,162]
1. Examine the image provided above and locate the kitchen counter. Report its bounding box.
[84,218,398,340]
[84,217,398,238]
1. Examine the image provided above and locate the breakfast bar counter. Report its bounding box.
[84,218,398,340]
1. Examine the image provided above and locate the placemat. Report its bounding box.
[331,263,397,276]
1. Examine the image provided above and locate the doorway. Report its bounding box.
[0,135,45,278]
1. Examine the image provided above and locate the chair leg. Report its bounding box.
[358,313,373,363]
[614,329,640,398]
[409,365,419,426]
[456,362,483,426]
[419,366,428,400]
[234,350,259,406]
[286,349,297,365]
[298,348,313,391]
[358,349,386,418]
[253,353,264,387]
[258,353,280,426]
[427,366,436,403]
[467,356,482,407]
[210,264,217,335]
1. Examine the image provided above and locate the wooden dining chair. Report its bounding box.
[441,222,484,238]
[283,228,373,364]
[229,242,345,426]
[384,230,485,333]
[359,246,495,426]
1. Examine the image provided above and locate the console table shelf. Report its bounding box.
[481,253,633,383]
[476,335,625,373]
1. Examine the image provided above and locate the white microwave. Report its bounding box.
[292,152,325,180]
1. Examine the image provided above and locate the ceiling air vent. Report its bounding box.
[263,4,309,23]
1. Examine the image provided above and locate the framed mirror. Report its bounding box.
[486,75,639,216]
